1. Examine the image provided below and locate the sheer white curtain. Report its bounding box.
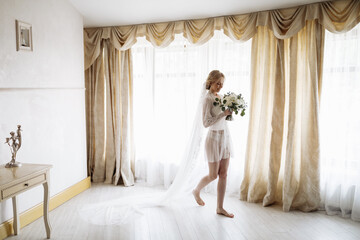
[132,31,251,195]
[320,24,360,221]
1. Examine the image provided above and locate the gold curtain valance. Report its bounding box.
[84,0,360,70]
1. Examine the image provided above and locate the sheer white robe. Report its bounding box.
[202,92,234,162]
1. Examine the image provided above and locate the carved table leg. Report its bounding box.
[43,181,51,239]
[12,196,20,235]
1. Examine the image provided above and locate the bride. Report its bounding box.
[192,70,234,218]
[80,70,235,225]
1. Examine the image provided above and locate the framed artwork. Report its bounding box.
[16,20,33,51]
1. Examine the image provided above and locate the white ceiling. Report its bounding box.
[68,0,328,28]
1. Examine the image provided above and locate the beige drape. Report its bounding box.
[84,0,359,195]
[85,51,105,182]
[84,0,360,70]
[240,21,324,211]
[85,40,134,186]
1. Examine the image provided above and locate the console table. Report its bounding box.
[0,163,52,238]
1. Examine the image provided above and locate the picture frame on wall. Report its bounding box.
[16,20,33,51]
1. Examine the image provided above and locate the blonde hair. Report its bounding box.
[205,70,225,90]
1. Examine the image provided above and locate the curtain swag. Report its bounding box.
[84,0,359,70]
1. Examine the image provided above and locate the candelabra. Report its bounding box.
[5,125,22,168]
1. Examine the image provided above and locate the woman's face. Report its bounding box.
[210,77,224,93]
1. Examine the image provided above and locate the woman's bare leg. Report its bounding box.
[216,158,234,218]
[193,162,219,206]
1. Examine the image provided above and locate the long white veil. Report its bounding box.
[158,82,207,202]
[79,83,208,225]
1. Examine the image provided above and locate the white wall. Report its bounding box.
[0,0,87,223]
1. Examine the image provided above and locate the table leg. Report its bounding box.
[12,196,20,235]
[43,181,51,239]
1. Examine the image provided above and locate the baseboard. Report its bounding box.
[0,176,91,239]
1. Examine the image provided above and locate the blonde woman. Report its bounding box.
[79,70,235,225]
[192,70,234,218]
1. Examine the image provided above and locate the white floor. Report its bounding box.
[6,183,360,240]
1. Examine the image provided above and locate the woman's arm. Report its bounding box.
[202,96,226,128]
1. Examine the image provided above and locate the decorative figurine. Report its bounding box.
[5,125,22,168]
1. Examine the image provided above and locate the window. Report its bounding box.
[132,31,252,193]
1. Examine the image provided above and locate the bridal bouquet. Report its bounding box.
[213,92,247,121]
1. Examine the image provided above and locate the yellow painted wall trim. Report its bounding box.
[0,176,91,239]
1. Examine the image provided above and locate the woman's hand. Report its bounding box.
[224,109,232,116]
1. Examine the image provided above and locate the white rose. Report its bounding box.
[225,96,235,107]
[225,100,232,107]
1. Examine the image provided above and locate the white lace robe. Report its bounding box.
[202,92,233,162]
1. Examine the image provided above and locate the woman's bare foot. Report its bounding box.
[192,189,205,206]
[216,208,234,218]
